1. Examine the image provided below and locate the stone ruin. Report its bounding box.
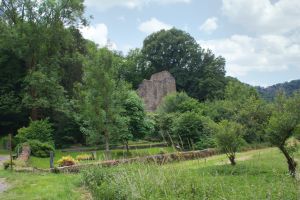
[137,71,176,111]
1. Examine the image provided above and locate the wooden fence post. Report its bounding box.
[9,133,13,171]
[50,151,54,169]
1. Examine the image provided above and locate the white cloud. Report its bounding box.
[80,24,117,50]
[222,0,300,34]
[198,34,300,77]
[138,18,172,34]
[199,17,218,34]
[85,0,191,11]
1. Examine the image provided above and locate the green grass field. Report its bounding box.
[81,148,300,199]
[28,147,175,169]
[1,147,300,199]
[0,170,86,200]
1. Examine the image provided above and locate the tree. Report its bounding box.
[205,79,271,143]
[158,92,202,114]
[118,49,145,89]
[122,91,148,140]
[0,0,86,120]
[266,92,300,177]
[139,28,226,101]
[215,120,245,165]
[76,47,128,159]
[172,112,215,150]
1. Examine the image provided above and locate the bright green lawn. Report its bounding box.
[0,170,85,200]
[28,147,175,169]
[82,148,300,200]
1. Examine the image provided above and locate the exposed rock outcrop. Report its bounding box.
[137,71,176,111]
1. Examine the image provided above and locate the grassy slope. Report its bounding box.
[82,148,300,200]
[28,147,174,169]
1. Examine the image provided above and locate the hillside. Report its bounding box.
[256,79,300,101]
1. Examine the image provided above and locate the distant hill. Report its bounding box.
[256,79,300,101]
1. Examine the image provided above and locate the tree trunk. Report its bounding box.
[125,141,129,154]
[104,129,111,160]
[229,154,236,166]
[279,146,297,177]
[31,107,38,121]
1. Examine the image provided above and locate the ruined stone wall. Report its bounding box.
[137,71,176,111]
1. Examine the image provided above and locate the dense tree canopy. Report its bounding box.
[121,28,226,101]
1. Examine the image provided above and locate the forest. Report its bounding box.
[1,0,300,199]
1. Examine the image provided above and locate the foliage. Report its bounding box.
[15,119,54,145]
[172,112,215,149]
[57,156,77,167]
[215,120,245,165]
[266,92,300,176]
[257,79,300,101]
[204,79,271,143]
[18,140,55,158]
[138,28,226,101]
[158,92,202,114]
[118,48,145,89]
[143,113,161,141]
[122,91,148,139]
[75,46,129,157]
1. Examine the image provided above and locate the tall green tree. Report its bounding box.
[139,28,226,100]
[0,0,86,121]
[76,46,128,158]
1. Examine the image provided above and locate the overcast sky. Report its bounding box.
[81,0,300,87]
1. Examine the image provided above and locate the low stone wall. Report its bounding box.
[53,148,217,173]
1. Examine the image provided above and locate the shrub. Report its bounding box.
[15,118,54,145]
[172,112,216,150]
[215,120,245,165]
[57,156,77,167]
[16,140,55,158]
[76,154,94,161]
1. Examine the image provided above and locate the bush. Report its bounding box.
[215,120,245,165]
[15,118,54,145]
[57,156,77,167]
[172,112,216,150]
[76,154,94,161]
[16,140,55,158]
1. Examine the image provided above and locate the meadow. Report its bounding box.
[1,147,298,199]
[80,148,300,200]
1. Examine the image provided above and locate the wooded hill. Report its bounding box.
[256,79,300,101]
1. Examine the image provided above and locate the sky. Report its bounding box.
[80,0,300,87]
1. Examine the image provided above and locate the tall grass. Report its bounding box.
[81,148,300,200]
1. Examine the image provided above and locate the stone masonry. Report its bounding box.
[137,71,176,111]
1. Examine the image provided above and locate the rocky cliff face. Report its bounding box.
[137,71,176,111]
